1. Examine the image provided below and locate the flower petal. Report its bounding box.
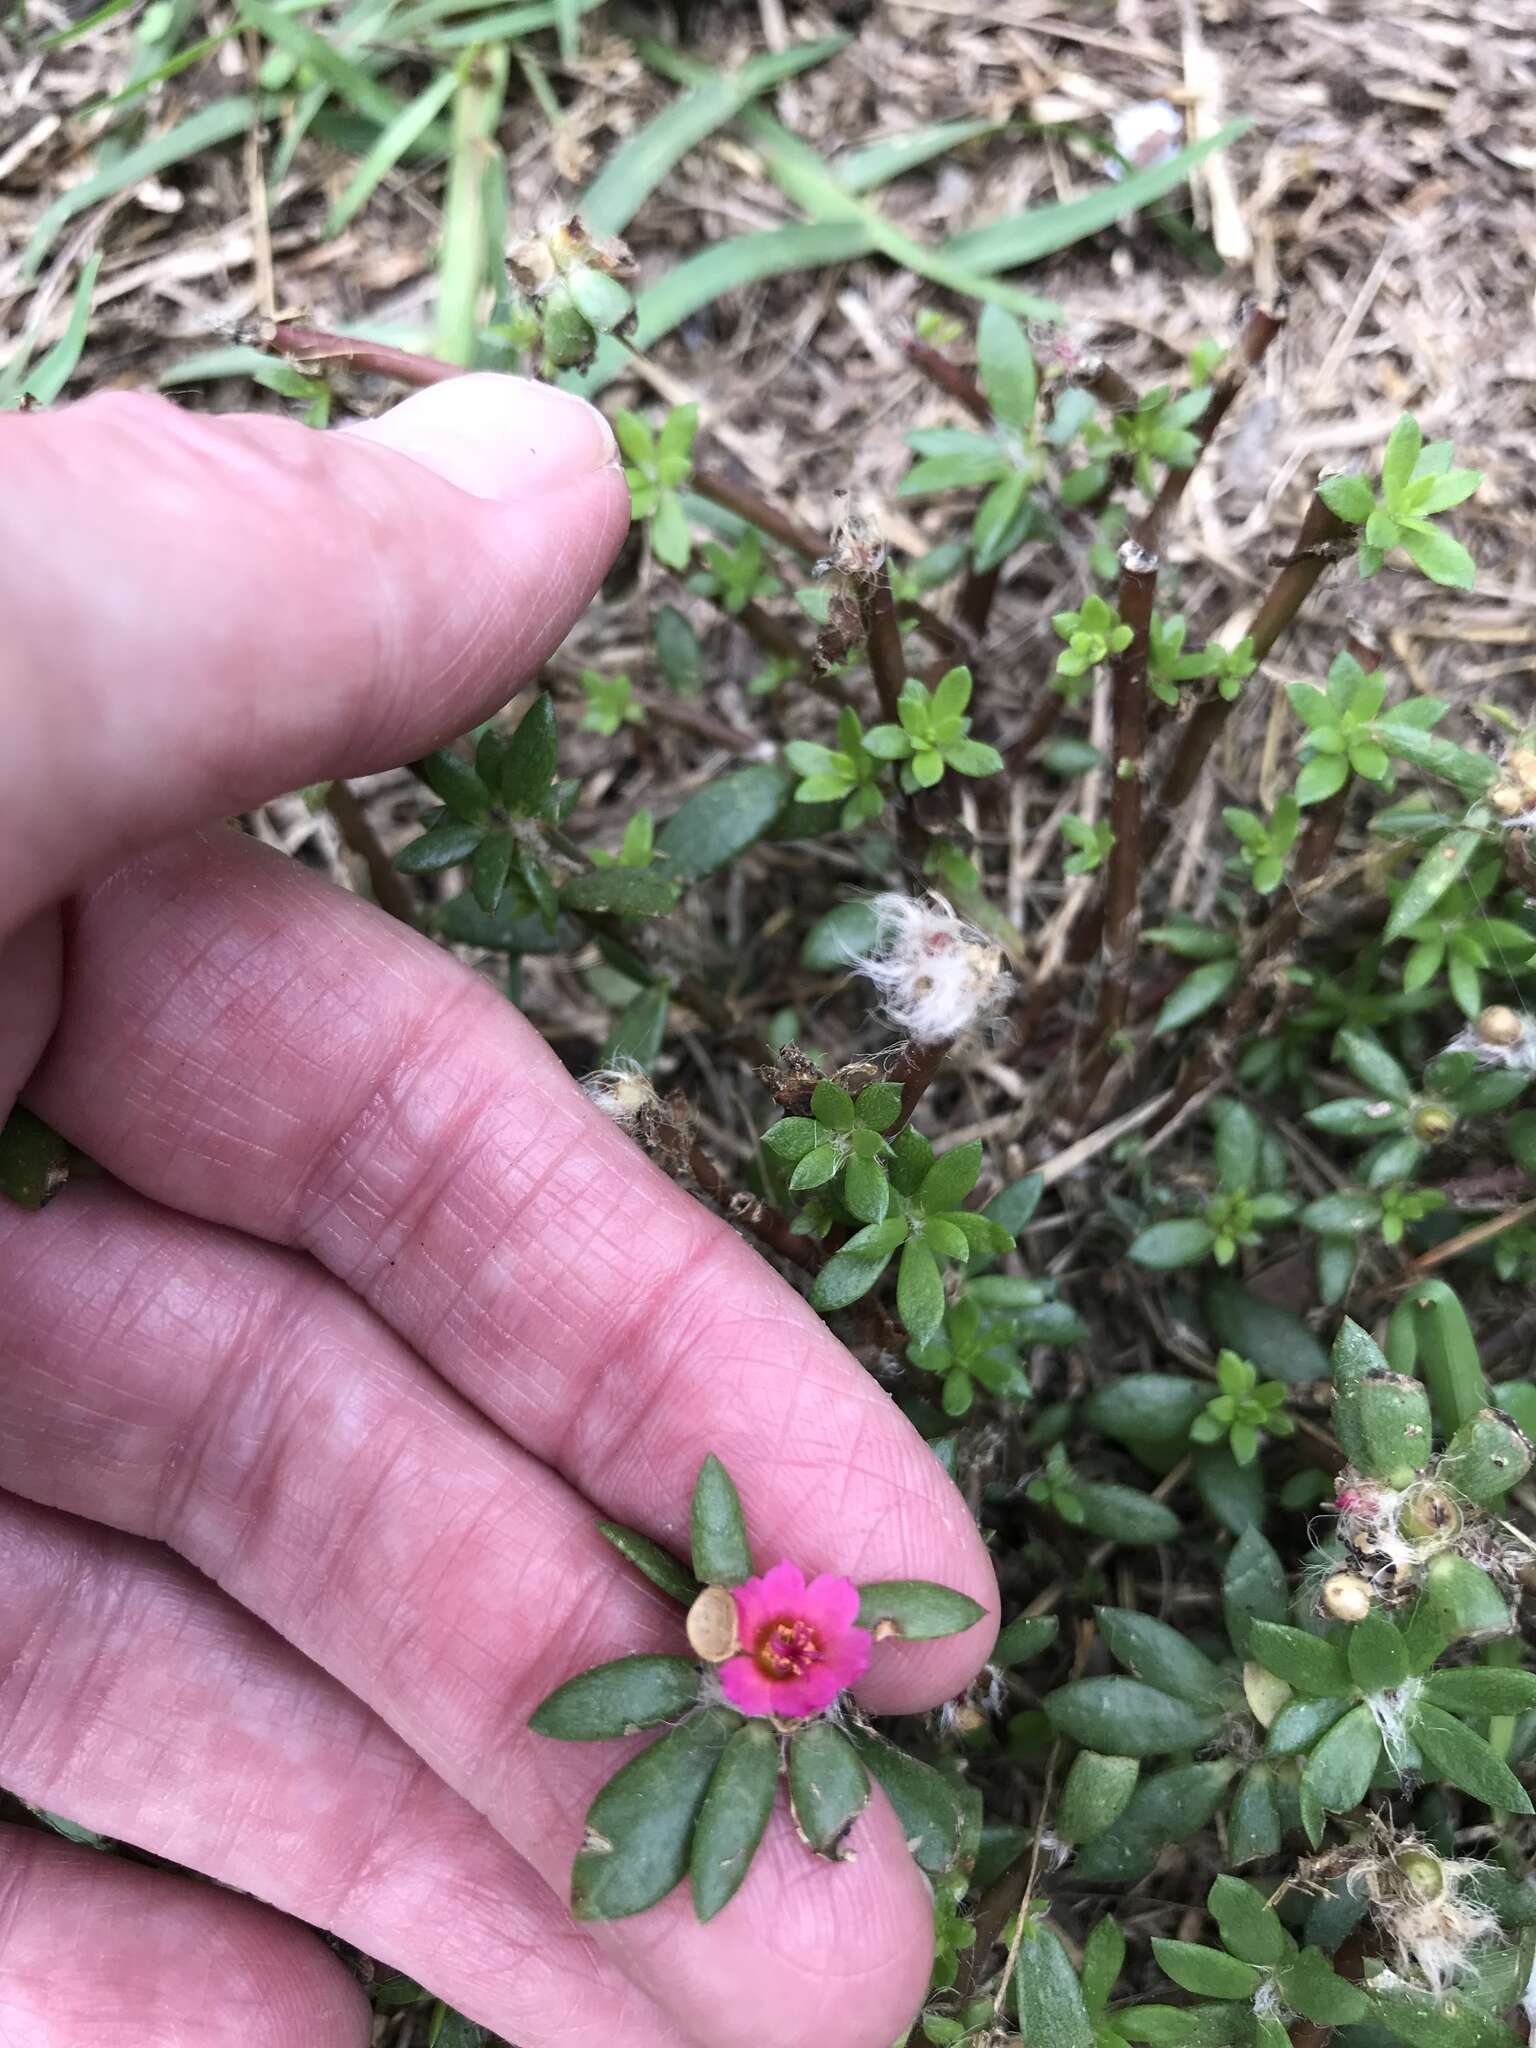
[718,1654,780,1719]
[818,1627,873,1696]
[771,1664,847,1718]
[799,1572,862,1635]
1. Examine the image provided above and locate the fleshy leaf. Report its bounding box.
[690,1454,753,1586]
[690,1721,779,1921]
[787,1722,870,1859]
[531,1655,703,1741]
[570,1707,742,1921]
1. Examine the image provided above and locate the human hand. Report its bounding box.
[0,377,996,2047]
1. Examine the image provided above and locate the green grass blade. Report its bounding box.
[731,104,1060,319]
[21,252,102,406]
[22,94,258,278]
[418,0,604,47]
[946,119,1251,272]
[555,0,579,61]
[81,31,241,119]
[837,115,1001,193]
[569,220,871,397]
[270,78,332,187]
[157,344,329,403]
[578,36,849,238]
[37,0,139,47]
[239,0,410,131]
[326,66,457,234]
[434,44,510,365]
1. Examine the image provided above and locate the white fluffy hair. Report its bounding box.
[848,893,1014,1044]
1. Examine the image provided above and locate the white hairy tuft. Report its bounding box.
[848,894,1014,1044]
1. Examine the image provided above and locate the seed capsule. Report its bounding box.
[1394,1849,1447,1902]
[1321,1571,1374,1623]
[686,1584,741,1664]
[1476,1005,1524,1048]
[1396,1483,1463,1548]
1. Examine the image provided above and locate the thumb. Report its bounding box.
[0,373,628,935]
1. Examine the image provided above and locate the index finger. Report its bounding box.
[29,826,998,1711]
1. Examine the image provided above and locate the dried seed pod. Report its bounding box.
[686,1585,741,1664]
[1476,1005,1524,1048]
[1320,1571,1374,1623]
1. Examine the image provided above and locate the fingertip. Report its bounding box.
[347,372,619,498]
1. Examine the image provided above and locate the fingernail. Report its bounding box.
[347,373,617,500]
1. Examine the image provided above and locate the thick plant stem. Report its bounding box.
[859,560,934,869]
[1132,297,1286,553]
[902,335,990,424]
[1010,484,1350,1063]
[691,465,827,562]
[1083,542,1159,1081]
[324,781,419,925]
[267,322,462,386]
[686,1143,821,1273]
[693,468,965,661]
[1156,488,1347,816]
[859,560,908,726]
[1074,355,1139,414]
[889,1036,952,1133]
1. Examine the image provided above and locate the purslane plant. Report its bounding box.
[530,1454,985,1921]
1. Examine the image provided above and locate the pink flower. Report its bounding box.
[718,1561,872,1720]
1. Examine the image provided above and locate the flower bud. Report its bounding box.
[1410,1102,1456,1142]
[539,280,599,369]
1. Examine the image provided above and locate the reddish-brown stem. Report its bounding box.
[267,322,462,387]
[692,466,827,562]
[889,1037,952,1133]
[324,780,419,925]
[1091,544,1159,1048]
[902,336,990,424]
[1131,297,1286,554]
[547,664,758,755]
[957,562,1001,641]
[860,560,909,726]
[693,468,964,661]
[1009,483,1346,1065]
[1074,355,1139,414]
[736,597,804,667]
[1156,488,1347,816]
[687,1143,822,1272]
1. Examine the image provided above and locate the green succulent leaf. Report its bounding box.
[690,1454,753,1587]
